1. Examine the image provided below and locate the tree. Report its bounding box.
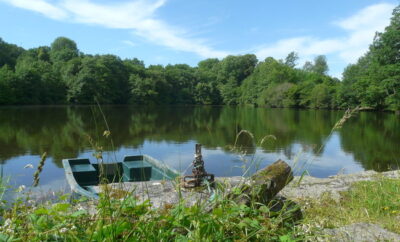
[165,64,196,104]
[258,82,294,107]
[65,55,129,104]
[0,66,16,104]
[312,55,329,75]
[284,52,299,68]
[340,4,400,111]
[50,37,79,63]
[302,61,314,72]
[309,84,331,109]
[0,38,25,68]
[370,5,400,66]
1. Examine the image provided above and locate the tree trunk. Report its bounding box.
[227,159,293,206]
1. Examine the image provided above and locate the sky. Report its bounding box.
[0,0,398,78]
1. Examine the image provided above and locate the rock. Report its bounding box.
[316,223,400,241]
[280,170,400,201]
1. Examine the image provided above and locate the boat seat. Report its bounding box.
[122,160,152,182]
[71,163,98,186]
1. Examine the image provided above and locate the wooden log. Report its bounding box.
[227,159,293,206]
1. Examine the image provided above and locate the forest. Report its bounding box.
[0,6,399,111]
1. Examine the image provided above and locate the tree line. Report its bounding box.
[0,5,399,111]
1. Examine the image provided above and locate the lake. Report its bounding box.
[0,106,399,191]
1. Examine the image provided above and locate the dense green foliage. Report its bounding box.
[0,183,302,241]
[0,6,399,110]
[340,5,400,111]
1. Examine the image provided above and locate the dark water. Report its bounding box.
[0,106,399,191]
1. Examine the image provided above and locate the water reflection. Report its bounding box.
[0,106,398,187]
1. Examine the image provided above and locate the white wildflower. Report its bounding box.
[3,219,11,227]
[16,185,26,193]
[76,204,85,211]
[59,227,68,233]
[24,164,34,169]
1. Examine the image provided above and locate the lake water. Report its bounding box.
[0,106,399,191]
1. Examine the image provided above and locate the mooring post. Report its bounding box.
[182,144,214,188]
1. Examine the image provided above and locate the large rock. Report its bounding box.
[316,223,400,241]
[280,170,400,201]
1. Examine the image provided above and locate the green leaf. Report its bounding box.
[34,207,49,215]
[52,203,70,212]
[279,234,294,242]
[71,210,87,217]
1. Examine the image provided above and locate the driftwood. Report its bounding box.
[226,159,293,206]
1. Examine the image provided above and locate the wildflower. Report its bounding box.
[103,130,111,138]
[59,227,68,233]
[24,164,34,169]
[17,185,26,192]
[383,206,389,210]
[3,219,11,227]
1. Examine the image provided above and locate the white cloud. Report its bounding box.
[255,3,395,67]
[122,40,137,47]
[2,0,229,58]
[334,3,394,31]
[1,0,68,19]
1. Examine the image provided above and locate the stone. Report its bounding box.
[279,170,400,201]
[316,223,400,242]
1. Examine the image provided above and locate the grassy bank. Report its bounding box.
[300,176,400,236]
[0,183,300,241]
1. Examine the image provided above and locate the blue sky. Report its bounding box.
[0,0,398,78]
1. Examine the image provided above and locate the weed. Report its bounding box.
[33,152,47,187]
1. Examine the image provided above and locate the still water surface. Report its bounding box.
[0,106,399,190]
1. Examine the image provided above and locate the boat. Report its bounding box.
[62,155,180,199]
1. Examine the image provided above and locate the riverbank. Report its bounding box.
[1,169,399,241]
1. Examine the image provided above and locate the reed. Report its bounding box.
[32,152,47,187]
